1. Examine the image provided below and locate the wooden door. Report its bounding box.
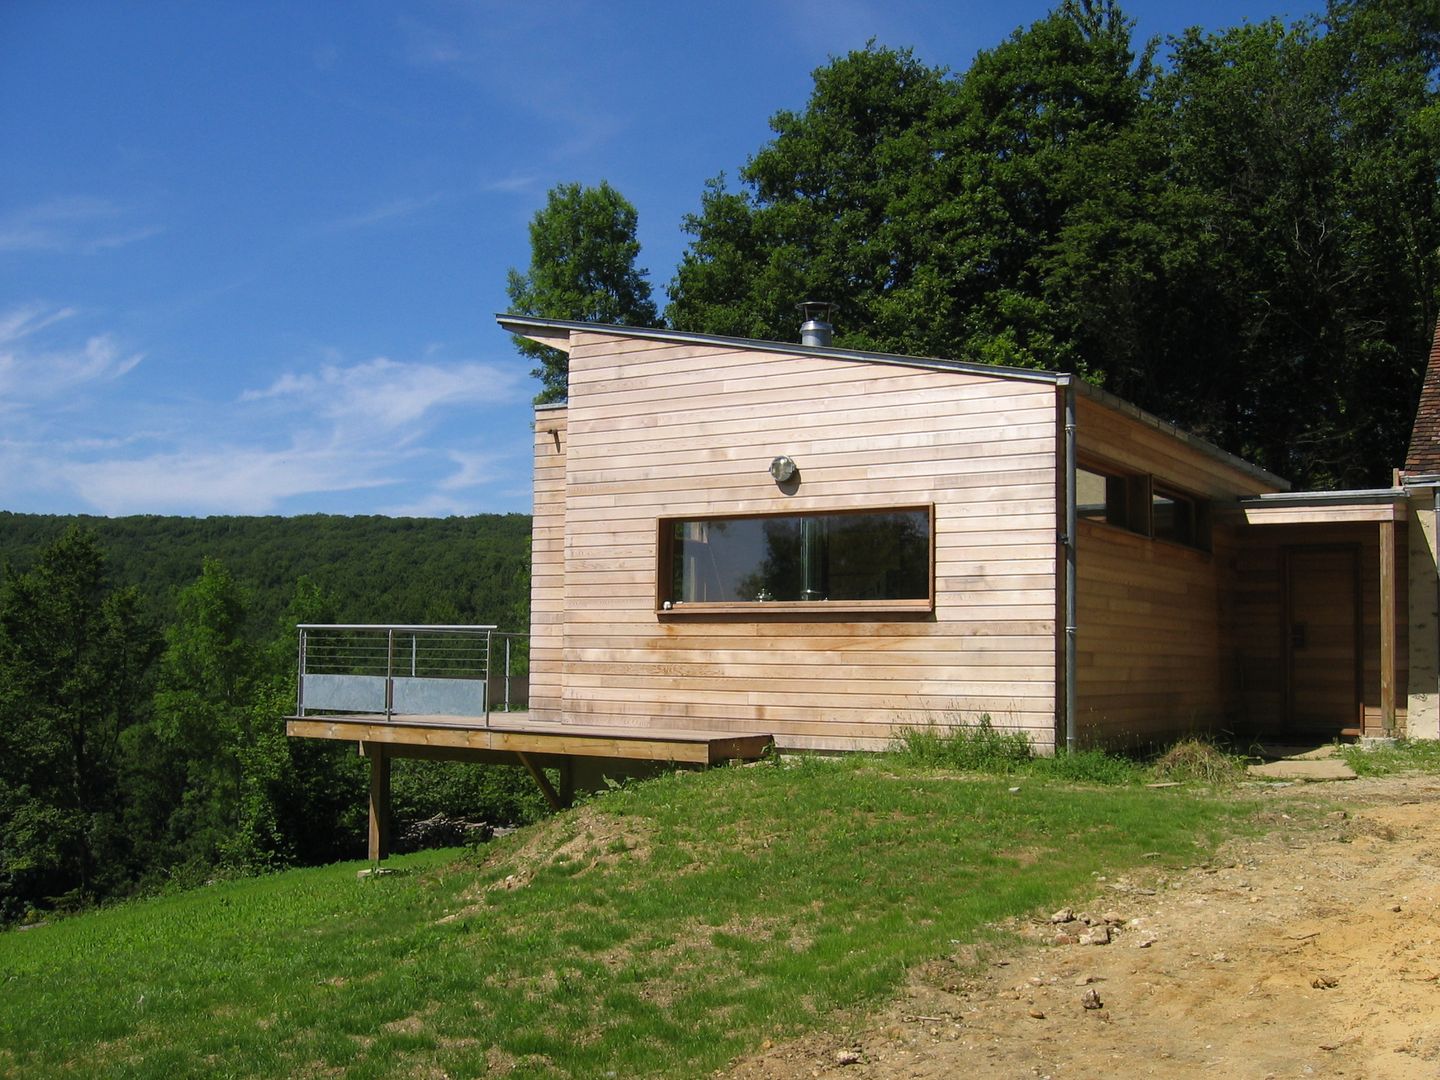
[1284,547,1361,733]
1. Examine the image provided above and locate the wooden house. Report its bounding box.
[287,315,1440,858]
[504,312,1431,753]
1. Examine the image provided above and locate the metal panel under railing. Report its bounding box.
[296,624,529,726]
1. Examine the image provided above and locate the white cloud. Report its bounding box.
[0,197,164,254]
[0,304,143,411]
[438,449,503,490]
[327,192,445,231]
[241,355,525,436]
[0,307,530,516]
[61,443,401,516]
[481,173,540,195]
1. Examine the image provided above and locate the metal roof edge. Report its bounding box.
[534,402,568,412]
[494,314,1065,386]
[1074,382,1291,492]
[1237,488,1406,507]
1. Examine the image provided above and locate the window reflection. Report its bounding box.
[669,510,930,603]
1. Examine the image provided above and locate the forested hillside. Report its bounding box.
[0,512,533,633]
[0,517,539,925]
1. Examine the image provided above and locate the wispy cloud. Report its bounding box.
[438,449,504,490]
[60,444,401,516]
[0,300,529,516]
[326,191,446,231]
[481,173,540,195]
[0,304,143,411]
[241,354,526,436]
[0,197,164,254]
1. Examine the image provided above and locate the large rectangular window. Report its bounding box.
[662,507,932,611]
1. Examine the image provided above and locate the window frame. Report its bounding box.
[1076,457,1211,553]
[656,504,936,618]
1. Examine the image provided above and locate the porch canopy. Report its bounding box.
[1231,489,1406,737]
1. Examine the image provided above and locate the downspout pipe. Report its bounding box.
[1062,378,1078,753]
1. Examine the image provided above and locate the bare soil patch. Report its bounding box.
[723,776,1440,1079]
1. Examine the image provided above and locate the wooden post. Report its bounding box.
[516,751,566,811]
[367,743,391,861]
[1380,518,1397,736]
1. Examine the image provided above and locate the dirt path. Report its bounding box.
[724,776,1440,1080]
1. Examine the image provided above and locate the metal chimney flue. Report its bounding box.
[797,301,834,348]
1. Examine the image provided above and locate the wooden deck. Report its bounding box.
[285,712,773,765]
[287,712,774,861]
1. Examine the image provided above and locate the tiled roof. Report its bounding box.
[1406,320,1440,475]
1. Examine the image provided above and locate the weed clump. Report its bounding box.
[1149,738,1246,784]
[893,716,1034,773]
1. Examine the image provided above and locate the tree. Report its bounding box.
[506,181,661,404]
[1137,1,1440,486]
[147,558,263,869]
[668,45,960,355]
[667,0,1440,487]
[0,528,157,918]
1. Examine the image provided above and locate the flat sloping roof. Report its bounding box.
[498,314,1290,491]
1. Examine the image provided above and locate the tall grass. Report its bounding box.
[890,718,1146,784]
[1340,738,1440,776]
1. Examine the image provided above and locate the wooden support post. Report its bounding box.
[367,743,392,861]
[1380,518,1398,736]
[558,757,575,808]
[517,751,566,811]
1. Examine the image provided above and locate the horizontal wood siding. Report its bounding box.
[1232,523,1408,735]
[1074,400,1279,746]
[557,331,1062,752]
[1075,521,1233,744]
[529,409,567,720]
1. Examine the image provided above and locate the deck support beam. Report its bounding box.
[367,743,392,861]
[517,751,568,811]
[1380,518,1398,735]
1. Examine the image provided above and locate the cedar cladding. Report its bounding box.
[536,330,1062,752]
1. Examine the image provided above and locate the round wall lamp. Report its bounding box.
[768,455,797,482]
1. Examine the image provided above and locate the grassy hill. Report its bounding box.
[0,512,533,633]
[0,757,1251,1079]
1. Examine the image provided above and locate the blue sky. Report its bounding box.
[1,0,1321,518]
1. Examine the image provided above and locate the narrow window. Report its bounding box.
[1076,465,1148,533]
[1152,486,1210,550]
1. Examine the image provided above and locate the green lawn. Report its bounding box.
[0,758,1251,1079]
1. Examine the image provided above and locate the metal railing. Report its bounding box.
[295,624,529,726]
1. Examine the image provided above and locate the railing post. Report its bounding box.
[385,628,395,718]
[297,626,307,717]
[484,628,493,727]
[505,636,512,711]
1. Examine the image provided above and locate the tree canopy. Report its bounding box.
[666,0,1440,488]
[507,181,661,404]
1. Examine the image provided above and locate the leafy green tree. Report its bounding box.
[668,0,1440,487]
[668,45,959,355]
[148,558,263,869]
[1138,1,1440,486]
[507,181,661,404]
[0,528,157,918]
